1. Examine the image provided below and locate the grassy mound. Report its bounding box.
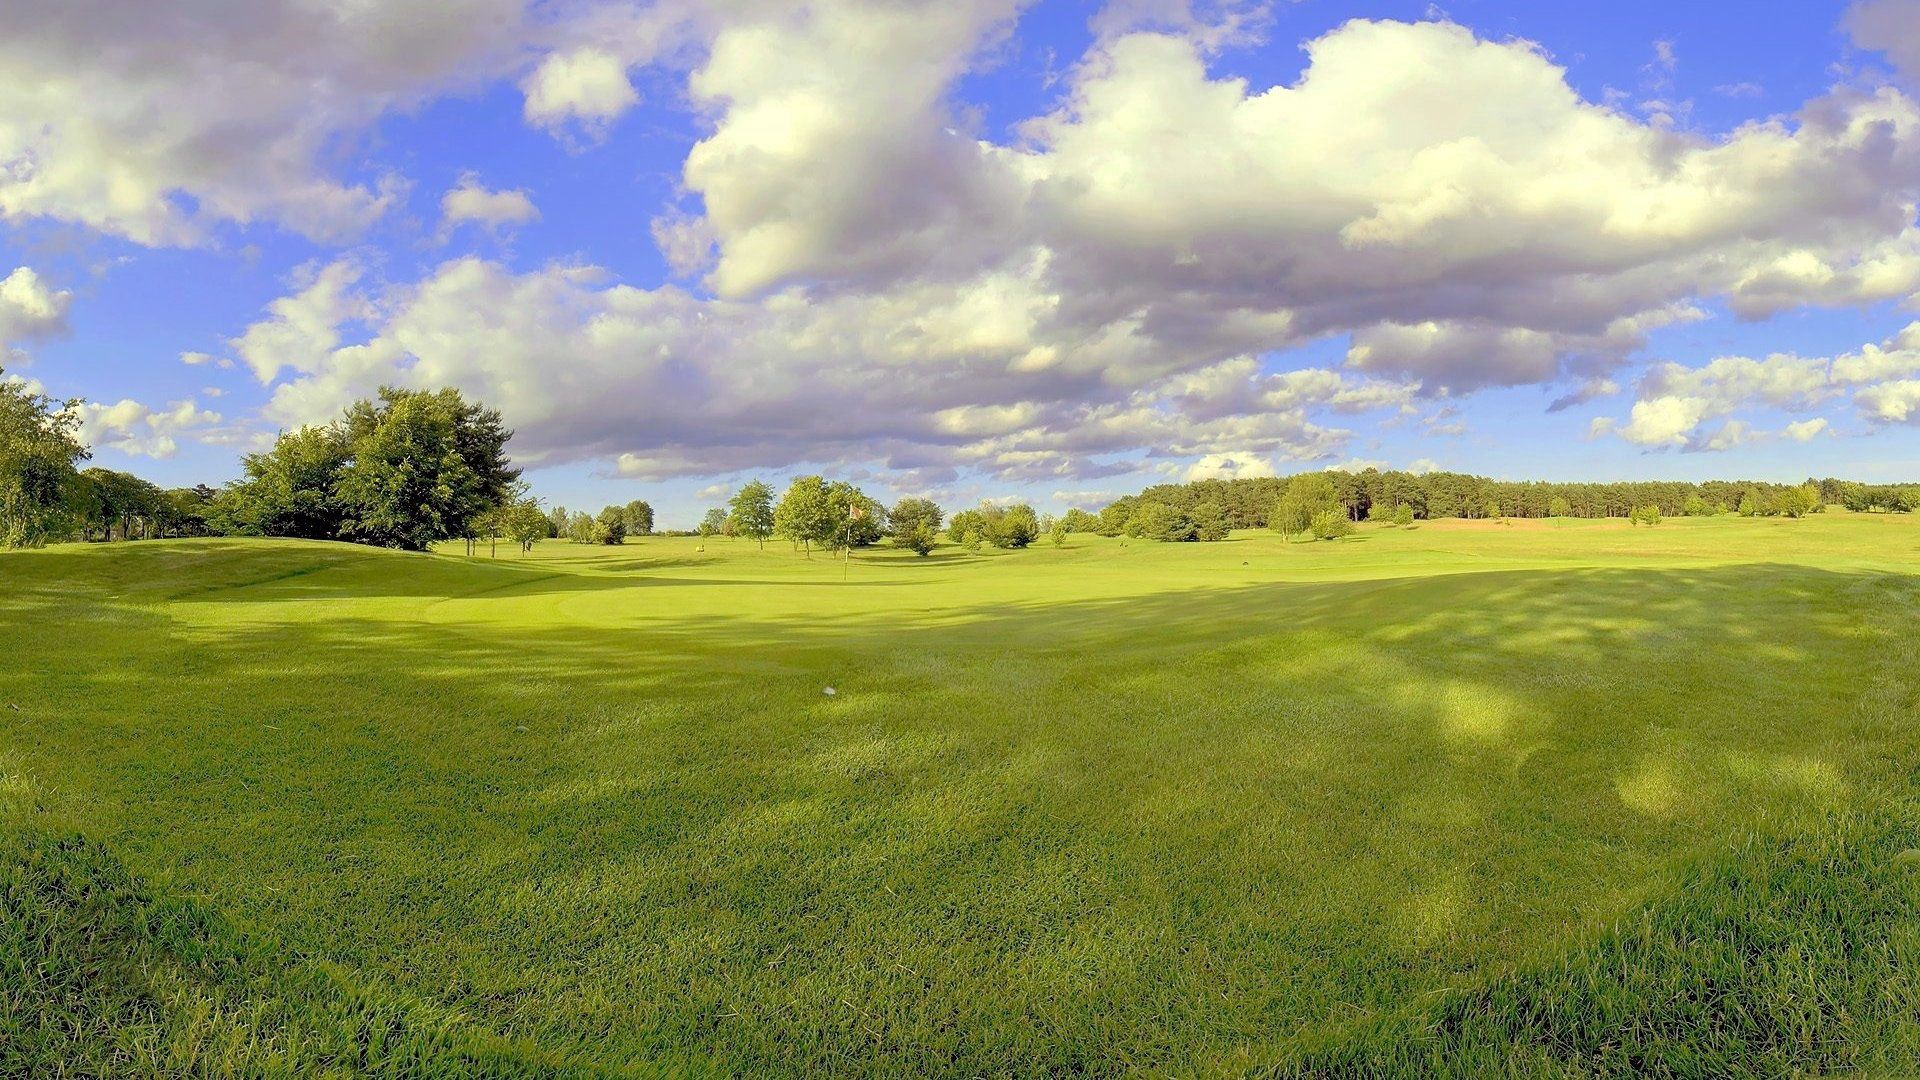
[0,826,600,1078]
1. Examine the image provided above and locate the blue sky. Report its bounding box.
[3,0,1919,526]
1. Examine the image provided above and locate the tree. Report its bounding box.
[1738,489,1761,517]
[1272,473,1338,539]
[774,475,835,556]
[623,500,654,536]
[1393,503,1414,528]
[948,508,983,544]
[1630,504,1661,526]
[1190,500,1231,541]
[332,388,518,551]
[566,511,595,544]
[826,483,885,548]
[1682,492,1709,516]
[209,424,350,540]
[985,503,1040,548]
[1134,502,1193,542]
[699,507,727,539]
[889,496,943,556]
[1309,508,1354,540]
[728,481,775,549]
[213,388,515,551]
[1061,508,1099,533]
[1048,520,1069,548]
[505,497,548,554]
[596,506,628,544]
[75,468,165,541]
[547,505,570,538]
[1548,494,1572,518]
[1776,484,1820,519]
[0,373,87,548]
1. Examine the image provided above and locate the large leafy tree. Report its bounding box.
[595,506,628,544]
[0,373,87,548]
[773,475,835,556]
[74,468,165,541]
[888,496,943,556]
[727,480,775,549]
[210,387,517,551]
[826,482,884,549]
[505,497,549,554]
[1271,473,1338,539]
[210,424,350,539]
[334,388,517,550]
[622,500,654,536]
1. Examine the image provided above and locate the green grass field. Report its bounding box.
[5,515,1920,1076]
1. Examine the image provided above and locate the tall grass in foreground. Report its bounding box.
[1278,800,1920,1078]
[0,827,601,1078]
[7,801,1916,1077]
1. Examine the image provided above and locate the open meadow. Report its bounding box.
[5,514,1920,1076]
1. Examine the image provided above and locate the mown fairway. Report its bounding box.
[5,515,1920,1076]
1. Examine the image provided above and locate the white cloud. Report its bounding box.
[0,267,70,347]
[230,260,371,384]
[440,174,540,235]
[1857,379,1920,422]
[44,7,1920,483]
[0,1,563,244]
[1784,417,1831,441]
[1327,457,1389,473]
[681,0,1028,298]
[669,12,1920,405]
[180,350,235,370]
[521,48,639,134]
[235,256,1393,482]
[1596,321,1920,447]
[1183,451,1274,482]
[75,397,221,458]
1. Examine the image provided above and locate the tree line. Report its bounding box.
[8,371,1919,553]
[1086,469,1918,541]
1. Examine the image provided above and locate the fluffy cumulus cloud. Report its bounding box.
[670,13,1920,381]
[441,174,540,235]
[23,3,1920,480]
[204,8,1920,480]
[74,397,221,458]
[245,256,1390,480]
[521,48,640,134]
[1594,321,1920,449]
[0,267,70,351]
[230,260,372,384]
[0,1,565,244]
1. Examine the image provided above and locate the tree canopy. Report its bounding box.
[728,481,775,548]
[0,373,89,549]
[213,387,517,551]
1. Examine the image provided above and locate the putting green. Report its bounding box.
[4,514,1919,1075]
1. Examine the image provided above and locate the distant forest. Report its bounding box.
[1096,471,1920,532]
